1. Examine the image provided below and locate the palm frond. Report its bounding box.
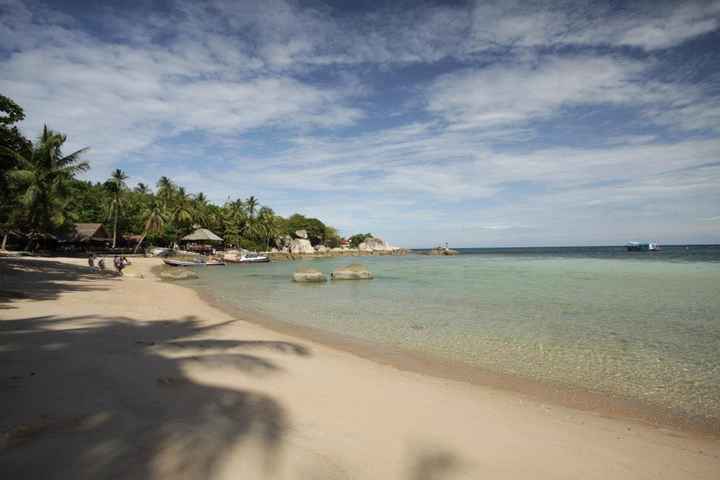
[57,147,90,168]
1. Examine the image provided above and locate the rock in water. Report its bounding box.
[160,268,199,281]
[331,263,373,280]
[293,267,327,282]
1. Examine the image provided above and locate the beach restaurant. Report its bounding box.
[180,227,223,255]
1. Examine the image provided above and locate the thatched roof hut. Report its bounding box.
[62,223,110,243]
[181,228,223,243]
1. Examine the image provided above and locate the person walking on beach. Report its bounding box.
[97,257,106,271]
[113,255,125,276]
[87,253,95,269]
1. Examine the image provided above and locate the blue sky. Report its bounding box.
[1,0,720,247]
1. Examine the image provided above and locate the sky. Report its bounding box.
[1,0,720,248]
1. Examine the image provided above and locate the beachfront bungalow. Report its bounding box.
[180,227,223,255]
[58,223,111,251]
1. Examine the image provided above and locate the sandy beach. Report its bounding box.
[1,256,719,479]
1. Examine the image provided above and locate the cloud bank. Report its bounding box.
[1,0,719,246]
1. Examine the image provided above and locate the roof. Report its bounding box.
[62,223,110,242]
[181,228,223,242]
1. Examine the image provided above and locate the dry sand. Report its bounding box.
[1,256,719,479]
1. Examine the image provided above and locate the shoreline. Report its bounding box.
[3,256,720,479]
[181,271,720,438]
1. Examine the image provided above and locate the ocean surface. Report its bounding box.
[184,245,720,423]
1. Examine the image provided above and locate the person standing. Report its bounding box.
[113,255,125,275]
[88,253,95,269]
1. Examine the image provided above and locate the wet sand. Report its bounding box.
[1,256,719,479]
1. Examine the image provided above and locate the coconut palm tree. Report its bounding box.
[156,176,175,212]
[221,199,248,247]
[1,125,89,246]
[245,196,258,219]
[133,201,165,253]
[256,206,280,251]
[171,187,196,236]
[105,168,128,248]
[134,182,151,194]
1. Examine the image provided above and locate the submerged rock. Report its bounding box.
[160,268,199,281]
[292,267,327,282]
[331,263,373,280]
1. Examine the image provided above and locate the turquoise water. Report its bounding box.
[185,247,720,422]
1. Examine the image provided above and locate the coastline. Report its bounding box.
[2,256,719,479]
[186,274,720,438]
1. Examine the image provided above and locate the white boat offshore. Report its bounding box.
[626,242,659,252]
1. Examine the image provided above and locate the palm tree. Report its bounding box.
[156,176,175,212]
[222,199,248,247]
[1,126,89,245]
[133,201,165,253]
[245,196,258,219]
[134,182,151,194]
[105,168,128,248]
[192,192,209,227]
[256,207,280,251]
[171,187,195,235]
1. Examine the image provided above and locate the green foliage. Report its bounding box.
[0,94,32,234]
[0,95,342,252]
[1,125,89,244]
[323,225,341,248]
[285,213,328,246]
[349,233,373,248]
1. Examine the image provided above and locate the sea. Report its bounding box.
[182,245,720,428]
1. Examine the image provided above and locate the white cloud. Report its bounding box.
[1,0,719,246]
[427,56,646,130]
[465,0,720,52]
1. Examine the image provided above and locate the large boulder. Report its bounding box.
[294,229,308,239]
[331,263,373,280]
[289,238,315,254]
[274,235,292,250]
[292,267,327,282]
[358,237,398,252]
[222,249,249,263]
[160,268,199,281]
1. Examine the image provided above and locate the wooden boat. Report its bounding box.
[163,258,206,267]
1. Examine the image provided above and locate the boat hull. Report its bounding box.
[163,259,206,267]
[224,256,270,264]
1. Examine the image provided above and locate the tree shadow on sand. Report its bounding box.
[0,314,310,479]
[0,258,114,308]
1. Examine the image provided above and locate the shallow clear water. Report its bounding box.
[186,246,720,421]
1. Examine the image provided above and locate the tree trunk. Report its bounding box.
[112,204,118,249]
[133,230,147,254]
[1,233,7,251]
